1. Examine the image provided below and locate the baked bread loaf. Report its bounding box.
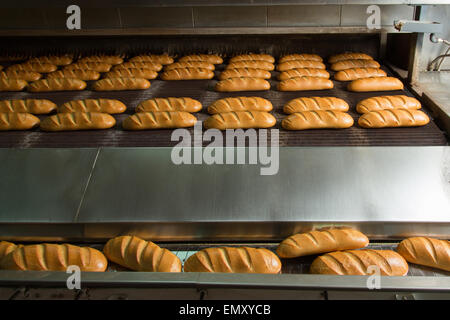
[278,77,333,91]
[334,67,387,81]
[165,61,215,71]
[208,97,273,114]
[277,60,326,71]
[28,78,86,92]
[0,78,27,91]
[204,111,276,130]
[64,62,112,73]
[178,54,223,64]
[278,68,330,80]
[356,95,421,114]
[283,97,349,114]
[229,54,275,63]
[0,243,107,272]
[92,78,150,91]
[8,62,57,73]
[184,247,281,274]
[358,109,430,128]
[328,53,373,63]
[0,241,19,260]
[113,62,162,71]
[215,77,270,92]
[277,228,369,258]
[0,113,40,130]
[279,54,323,63]
[58,99,126,114]
[0,99,56,114]
[226,61,274,71]
[40,112,116,131]
[129,54,174,65]
[282,111,354,130]
[331,59,380,71]
[104,68,158,80]
[397,237,450,272]
[161,68,214,80]
[79,55,123,65]
[123,111,197,130]
[0,70,41,81]
[28,55,73,66]
[310,249,409,276]
[136,97,202,113]
[46,69,101,81]
[347,77,404,92]
[103,236,181,272]
[219,68,271,80]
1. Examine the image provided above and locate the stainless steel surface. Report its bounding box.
[408,6,427,84]
[395,20,443,33]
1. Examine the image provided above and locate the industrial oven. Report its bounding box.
[0,1,449,300]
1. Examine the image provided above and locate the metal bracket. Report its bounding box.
[394,20,443,34]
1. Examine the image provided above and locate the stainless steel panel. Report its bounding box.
[341,5,414,26]
[0,8,47,29]
[193,6,267,27]
[44,7,122,29]
[120,7,193,28]
[268,5,340,27]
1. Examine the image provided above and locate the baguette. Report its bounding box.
[104,68,158,80]
[357,95,421,114]
[208,97,273,114]
[331,59,380,71]
[161,68,214,80]
[276,228,369,258]
[229,54,275,64]
[46,69,100,81]
[123,111,197,130]
[277,60,326,71]
[0,243,107,272]
[64,62,112,73]
[282,111,353,130]
[278,77,333,91]
[8,62,57,73]
[0,99,56,114]
[347,77,404,92]
[178,54,223,64]
[58,99,126,114]
[92,78,150,91]
[310,249,409,276]
[279,54,323,63]
[103,236,181,272]
[204,111,276,130]
[129,54,174,65]
[215,77,270,92]
[334,67,387,81]
[165,61,215,71]
[0,113,40,130]
[40,112,116,131]
[183,247,281,274]
[113,62,162,72]
[358,109,430,128]
[28,55,73,66]
[219,68,271,80]
[278,68,330,80]
[0,70,41,81]
[397,237,450,272]
[0,241,19,260]
[328,53,374,63]
[226,61,274,71]
[79,55,123,65]
[28,78,86,92]
[0,78,27,91]
[136,97,202,113]
[283,97,349,114]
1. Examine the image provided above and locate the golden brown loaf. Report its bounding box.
[0,243,108,272]
[278,77,333,91]
[0,113,40,130]
[347,77,404,92]
[104,68,158,80]
[279,54,323,63]
[28,55,73,66]
[204,111,276,130]
[0,70,41,81]
[0,241,19,261]
[46,69,101,81]
[113,61,162,71]
[208,97,273,114]
[92,78,150,91]
[129,54,174,65]
[226,61,274,71]
[58,99,126,114]
[0,78,27,91]
[165,61,215,71]
[328,53,374,63]
[356,95,421,114]
[282,111,354,130]
[278,68,330,80]
[397,237,450,272]
[310,250,409,276]
[178,54,223,64]
[229,54,275,63]
[283,97,349,114]
[277,60,326,71]
[331,59,381,71]
[64,62,112,72]
[136,97,202,113]
[28,78,86,92]
[334,68,387,81]
[276,228,369,258]
[161,68,214,80]
[123,111,197,130]
[0,99,56,114]
[219,68,271,80]
[103,236,181,272]
[40,112,116,131]
[79,55,123,65]
[8,62,57,73]
[184,247,282,274]
[215,77,270,92]
[358,109,430,128]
